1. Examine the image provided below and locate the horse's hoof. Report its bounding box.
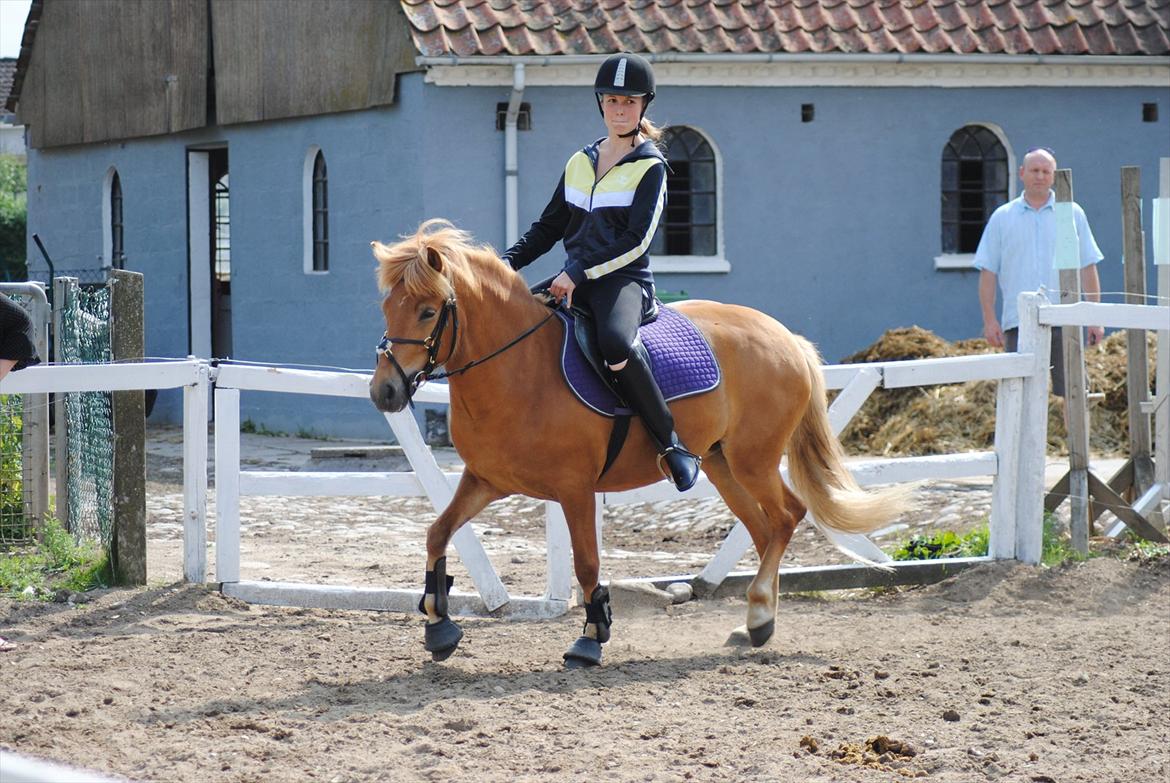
[724,625,752,648]
[424,617,463,661]
[563,636,603,669]
[748,619,775,648]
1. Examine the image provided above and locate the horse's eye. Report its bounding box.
[420,308,436,321]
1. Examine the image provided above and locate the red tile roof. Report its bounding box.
[402,0,1170,57]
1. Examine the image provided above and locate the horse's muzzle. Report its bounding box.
[369,377,407,413]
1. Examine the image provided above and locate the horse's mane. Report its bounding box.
[372,219,505,300]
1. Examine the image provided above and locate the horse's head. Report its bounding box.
[368,219,480,412]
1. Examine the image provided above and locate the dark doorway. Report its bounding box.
[208,148,232,359]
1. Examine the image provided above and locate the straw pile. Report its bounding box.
[834,326,1157,457]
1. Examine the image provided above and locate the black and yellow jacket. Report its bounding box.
[503,138,666,288]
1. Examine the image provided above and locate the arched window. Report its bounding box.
[650,126,717,258]
[110,171,125,268]
[312,151,328,271]
[941,126,1009,255]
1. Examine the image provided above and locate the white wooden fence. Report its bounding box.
[2,294,1165,620]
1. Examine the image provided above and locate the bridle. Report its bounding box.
[376,295,557,408]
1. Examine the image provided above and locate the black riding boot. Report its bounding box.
[612,343,701,492]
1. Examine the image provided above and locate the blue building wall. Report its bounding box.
[25,73,1170,437]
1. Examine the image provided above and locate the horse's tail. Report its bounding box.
[786,336,908,534]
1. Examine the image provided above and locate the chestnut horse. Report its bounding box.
[370,220,903,667]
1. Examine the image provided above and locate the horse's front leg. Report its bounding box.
[421,471,504,661]
[558,491,613,669]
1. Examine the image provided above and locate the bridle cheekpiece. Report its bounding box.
[376,295,458,408]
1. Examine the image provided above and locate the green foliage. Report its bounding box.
[1123,539,1170,564]
[1040,513,1089,567]
[0,516,112,599]
[891,525,989,561]
[0,155,28,281]
[0,397,25,536]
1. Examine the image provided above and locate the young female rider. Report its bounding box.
[501,52,701,492]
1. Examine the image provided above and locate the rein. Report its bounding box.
[377,296,557,407]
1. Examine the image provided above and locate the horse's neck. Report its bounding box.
[445,259,561,410]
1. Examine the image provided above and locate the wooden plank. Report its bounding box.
[1121,166,1155,494]
[0,360,205,394]
[1086,472,1168,543]
[1015,293,1053,564]
[881,352,1034,388]
[238,470,452,498]
[111,271,147,585]
[182,367,209,583]
[1056,169,1091,556]
[642,557,991,597]
[1044,471,1071,512]
[223,581,569,620]
[212,363,450,405]
[1155,158,1170,525]
[1037,302,1170,331]
[827,367,881,433]
[214,388,241,584]
[544,504,574,602]
[991,377,1023,559]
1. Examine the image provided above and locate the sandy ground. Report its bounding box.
[1,428,1167,782]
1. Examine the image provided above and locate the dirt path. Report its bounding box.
[1,557,1167,782]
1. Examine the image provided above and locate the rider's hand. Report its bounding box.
[550,271,576,309]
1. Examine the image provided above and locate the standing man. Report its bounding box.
[975,147,1104,396]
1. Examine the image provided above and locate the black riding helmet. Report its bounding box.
[594,53,655,143]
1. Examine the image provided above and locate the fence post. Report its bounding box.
[1154,158,1170,525]
[1015,293,1051,564]
[52,277,71,533]
[1121,166,1154,495]
[214,387,241,584]
[1055,169,1091,554]
[990,375,1023,559]
[183,361,209,583]
[110,270,146,584]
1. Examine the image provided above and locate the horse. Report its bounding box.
[369,219,905,668]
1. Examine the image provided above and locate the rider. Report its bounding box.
[501,52,701,492]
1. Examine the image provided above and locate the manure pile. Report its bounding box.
[834,326,1156,457]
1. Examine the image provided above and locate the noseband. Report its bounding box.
[376,295,557,408]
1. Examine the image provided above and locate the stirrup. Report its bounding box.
[656,445,702,486]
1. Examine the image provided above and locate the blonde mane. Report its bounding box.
[371,219,493,299]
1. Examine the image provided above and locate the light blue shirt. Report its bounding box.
[974,192,1103,331]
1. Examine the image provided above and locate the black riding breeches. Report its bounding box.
[573,277,653,366]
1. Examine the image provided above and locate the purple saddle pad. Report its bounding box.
[557,304,721,417]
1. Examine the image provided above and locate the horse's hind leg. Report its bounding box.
[420,471,505,661]
[708,449,805,647]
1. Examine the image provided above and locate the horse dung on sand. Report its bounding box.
[369,220,905,668]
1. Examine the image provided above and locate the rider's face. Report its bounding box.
[600,94,644,137]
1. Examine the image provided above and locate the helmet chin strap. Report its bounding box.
[618,107,647,147]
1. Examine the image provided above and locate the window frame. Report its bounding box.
[303,146,330,274]
[649,125,730,274]
[934,123,1016,271]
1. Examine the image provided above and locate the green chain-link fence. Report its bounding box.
[56,279,114,548]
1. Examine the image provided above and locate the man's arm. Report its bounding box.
[979,269,1004,348]
[1080,263,1103,346]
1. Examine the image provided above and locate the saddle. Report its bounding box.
[536,289,721,476]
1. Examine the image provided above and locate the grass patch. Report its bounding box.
[0,516,112,599]
[890,525,989,561]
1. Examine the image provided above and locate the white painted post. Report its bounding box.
[1015,293,1052,564]
[214,387,241,584]
[1154,158,1170,523]
[384,410,510,612]
[544,503,573,601]
[182,362,209,583]
[990,376,1024,559]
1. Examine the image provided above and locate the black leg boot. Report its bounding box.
[612,343,701,492]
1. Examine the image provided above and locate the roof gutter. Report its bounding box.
[419,53,1170,67]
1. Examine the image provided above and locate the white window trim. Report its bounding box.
[651,255,731,273]
[101,166,117,269]
[652,124,730,274]
[303,145,327,275]
[934,252,976,270]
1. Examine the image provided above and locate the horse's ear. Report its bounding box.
[426,246,444,273]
